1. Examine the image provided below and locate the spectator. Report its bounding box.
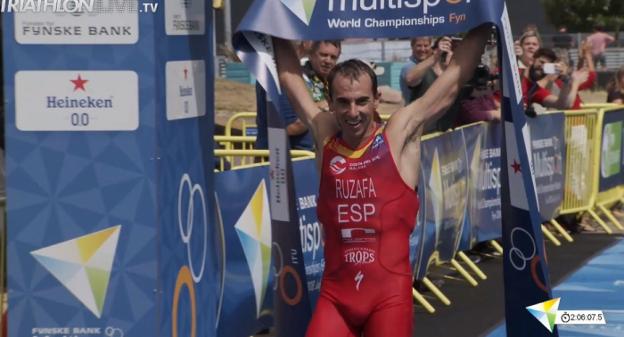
[402,36,470,133]
[517,30,541,71]
[607,66,624,104]
[586,26,615,71]
[552,26,574,50]
[255,40,341,151]
[457,64,501,126]
[302,40,341,106]
[399,36,433,103]
[522,48,596,111]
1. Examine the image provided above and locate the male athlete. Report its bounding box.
[274,24,490,337]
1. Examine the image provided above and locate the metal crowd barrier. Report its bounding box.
[224,112,257,137]
[588,106,624,232]
[214,149,315,172]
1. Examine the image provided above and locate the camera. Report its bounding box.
[543,63,559,75]
[467,64,496,90]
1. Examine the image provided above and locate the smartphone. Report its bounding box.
[543,63,559,75]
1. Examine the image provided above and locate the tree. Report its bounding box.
[542,0,624,44]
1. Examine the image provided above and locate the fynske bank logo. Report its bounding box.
[15,71,139,131]
[281,0,318,25]
[30,225,122,318]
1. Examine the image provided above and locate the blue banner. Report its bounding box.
[473,122,503,243]
[436,130,469,261]
[598,108,624,192]
[5,3,216,337]
[413,136,443,280]
[527,113,566,221]
[292,160,323,308]
[235,1,556,336]
[214,166,275,337]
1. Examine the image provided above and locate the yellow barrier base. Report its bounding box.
[490,240,503,254]
[549,219,574,243]
[457,252,487,280]
[450,259,478,287]
[587,209,614,234]
[598,204,624,231]
[422,277,451,306]
[541,225,562,246]
[412,288,436,314]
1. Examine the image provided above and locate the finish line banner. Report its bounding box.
[4,3,216,337]
[235,1,557,337]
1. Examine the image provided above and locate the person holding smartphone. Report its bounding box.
[522,48,595,111]
[401,36,470,133]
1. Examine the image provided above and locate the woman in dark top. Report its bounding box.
[607,66,624,104]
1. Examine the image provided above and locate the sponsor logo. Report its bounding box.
[344,247,375,265]
[166,0,205,35]
[371,134,384,149]
[341,227,376,243]
[526,298,560,333]
[14,1,139,44]
[166,60,206,120]
[15,71,138,131]
[299,214,322,260]
[327,0,467,14]
[330,155,347,175]
[31,225,122,318]
[354,270,364,290]
[234,180,272,317]
[527,298,607,332]
[281,0,318,25]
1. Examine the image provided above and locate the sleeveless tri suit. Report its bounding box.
[307,126,419,337]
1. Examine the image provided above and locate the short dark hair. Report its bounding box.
[311,40,342,53]
[533,48,558,62]
[327,59,378,99]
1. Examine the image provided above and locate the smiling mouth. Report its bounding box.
[345,118,362,127]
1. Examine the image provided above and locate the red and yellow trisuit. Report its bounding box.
[308,124,420,337]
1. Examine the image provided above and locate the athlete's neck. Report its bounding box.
[342,122,380,150]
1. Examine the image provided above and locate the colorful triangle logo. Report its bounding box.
[235,180,272,317]
[526,298,560,332]
[281,0,318,25]
[31,225,122,318]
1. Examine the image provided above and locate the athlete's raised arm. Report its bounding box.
[385,24,491,188]
[273,37,338,149]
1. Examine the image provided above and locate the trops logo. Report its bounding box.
[30,225,122,318]
[281,0,318,25]
[234,180,272,317]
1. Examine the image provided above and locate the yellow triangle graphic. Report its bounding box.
[76,227,118,263]
[251,181,265,236]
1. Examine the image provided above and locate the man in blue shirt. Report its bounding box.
[399,36,432,104]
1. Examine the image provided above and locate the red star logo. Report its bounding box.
[511,160,521,173]
[70,75,88,92]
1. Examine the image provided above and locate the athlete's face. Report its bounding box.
[329,73,380,148]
